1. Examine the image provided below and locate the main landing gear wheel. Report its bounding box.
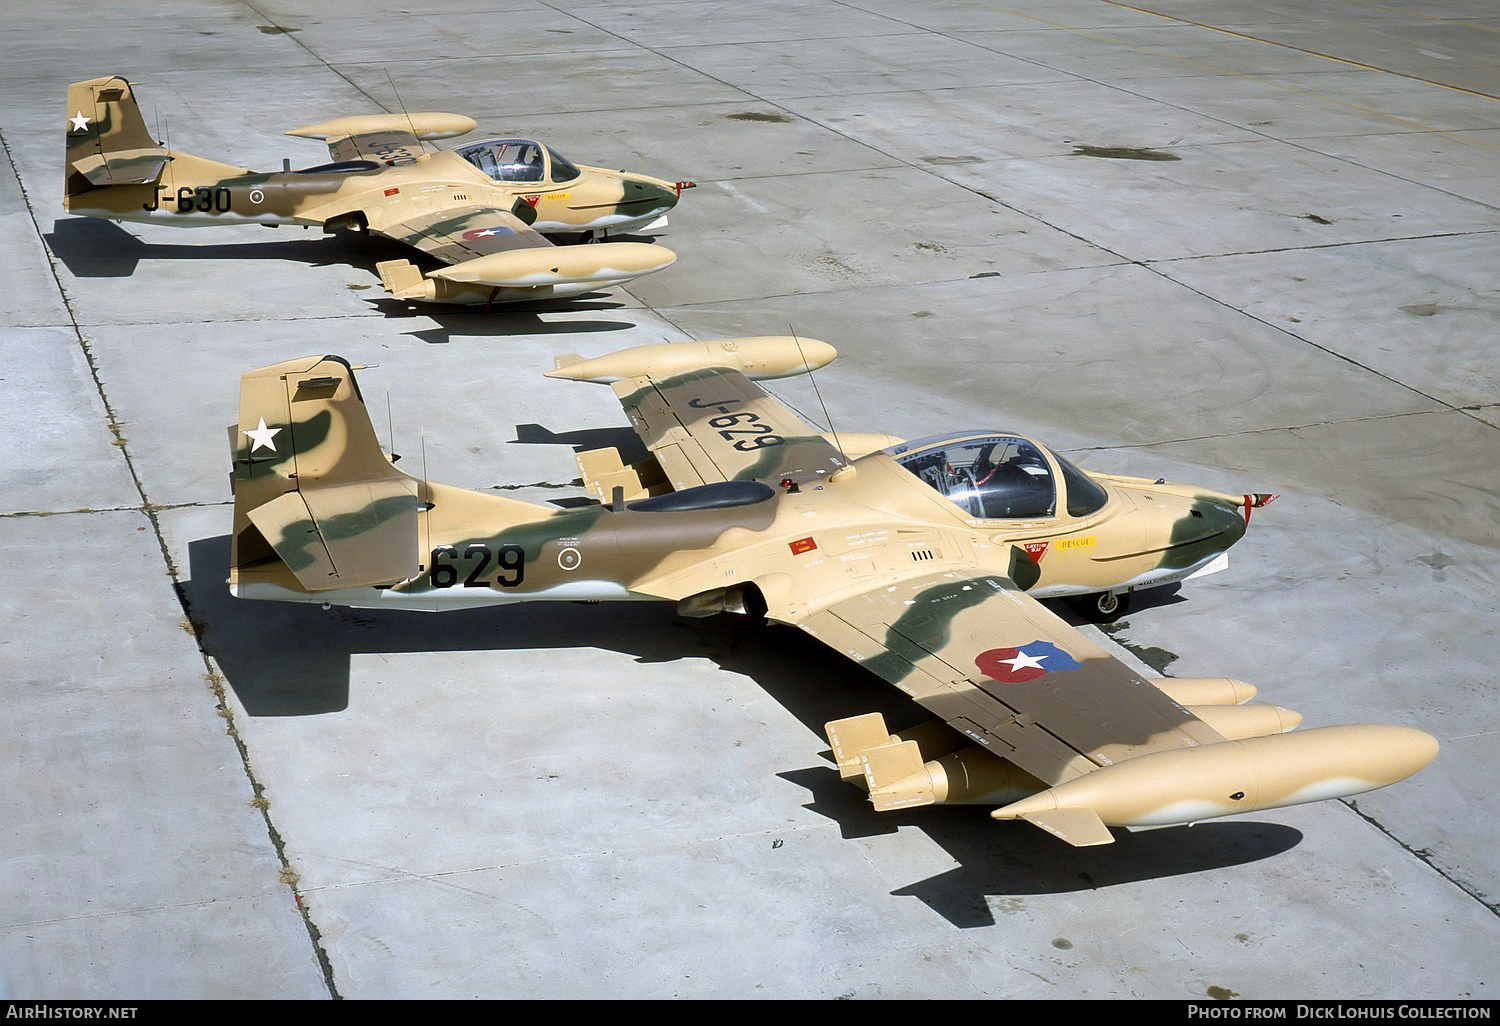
[1076,591,1130,623]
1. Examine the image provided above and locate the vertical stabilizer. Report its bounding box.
[230,356,420,593]
[65,76,170,194]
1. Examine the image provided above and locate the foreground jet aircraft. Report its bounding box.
[63,75,693,304]
[227,338,1436,846]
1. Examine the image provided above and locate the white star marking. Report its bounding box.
[473,228,498,237]
[70,111,91,132]
[1000,648,1048,673]
[244,417,281,453]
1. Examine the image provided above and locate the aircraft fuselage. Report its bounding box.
[66,149,681,236]
[231,449,1249,620]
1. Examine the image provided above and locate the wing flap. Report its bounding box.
[372,203,553,265]
[799,571,1224,789]
[286,113,475,163]
[612,367,849,489]
[71,149,169,186]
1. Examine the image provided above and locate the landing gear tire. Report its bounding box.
[1077,591,1130,623]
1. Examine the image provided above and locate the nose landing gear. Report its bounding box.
[1074,590,1131,623]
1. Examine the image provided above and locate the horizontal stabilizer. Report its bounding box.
[241,457,419,592]
[246,491,337,587]
[71,149,168,186]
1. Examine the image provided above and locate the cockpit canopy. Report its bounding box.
[886,433,1109,520]
[455,138,582,184]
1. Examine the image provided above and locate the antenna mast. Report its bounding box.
[790,328,847,466]
[385,69,424,149]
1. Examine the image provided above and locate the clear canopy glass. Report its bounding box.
[456,139,547,183]
[455,139,584,184]
[888,433,1108,520]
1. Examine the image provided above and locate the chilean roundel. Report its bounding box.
[462,225,515,241]
[975,641,1081,684]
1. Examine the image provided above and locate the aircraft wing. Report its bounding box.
[328,127,419,164]
[797,570,1226,790]
[611,364,851,489]
[286,113,476,165]
[366,202,554,266]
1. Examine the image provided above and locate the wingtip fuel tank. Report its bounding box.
[285,112,478,142]
[989,723,1439,843]
[430,241,676,288]
[378,242,676,304]
[544,335,837,383]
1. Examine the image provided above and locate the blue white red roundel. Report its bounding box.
[975,641,1081,683]
[462,225,516,241]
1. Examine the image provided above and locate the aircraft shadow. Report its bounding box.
[44,218,638,336]
[46,216,399,278]
[181,533,1302,919]
[513,423,651,465]
[787,764,1301,926]
[362,297,636,343]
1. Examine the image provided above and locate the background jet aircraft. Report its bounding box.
[63,75,694,305]
[224,338,1436,848]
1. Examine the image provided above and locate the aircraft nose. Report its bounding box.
[650,181,681,210]
[625,176,683,212]
[1197,497,1247,547]
[1200,501,1248,549]
[1201,491,1278,541]
[1157,495,1246,563]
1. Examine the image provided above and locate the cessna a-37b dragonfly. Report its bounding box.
[64,75,693,304]
[227,337,1436,846]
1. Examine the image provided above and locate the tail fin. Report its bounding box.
[229,356,420,594]
[66,76,170,198]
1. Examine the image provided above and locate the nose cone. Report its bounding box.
[1149,495,1246,574]
[623,176,680,215]
[1197,497,1247,548]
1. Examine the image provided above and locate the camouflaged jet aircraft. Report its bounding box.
[227,338,1437,847]
[64,75,693,305]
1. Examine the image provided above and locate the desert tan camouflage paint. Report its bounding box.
[227,339,1436,846]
